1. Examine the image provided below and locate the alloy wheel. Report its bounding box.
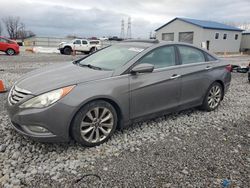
[80,107,114,143]
[207,85,222,109]
[7,49,15,55]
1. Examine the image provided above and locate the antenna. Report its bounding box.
[120,19,125,39]
[126,17,132,39]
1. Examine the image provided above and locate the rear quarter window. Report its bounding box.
[205,53,217,61]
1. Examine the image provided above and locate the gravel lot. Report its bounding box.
[0,53,249,187]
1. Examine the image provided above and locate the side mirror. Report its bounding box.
[131,63,154,74]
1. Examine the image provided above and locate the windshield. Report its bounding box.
[79,45,144,70]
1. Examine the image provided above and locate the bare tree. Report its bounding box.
[2,16,20,39]
[223,21,250,31]
[240,22,250,31]
[2,16,36,39]
[17,22,26,40]
[18,30,35,39]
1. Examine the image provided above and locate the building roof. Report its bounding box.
[155,17,244,32]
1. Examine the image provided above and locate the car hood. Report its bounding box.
[60,42,71,45]
[16,62,113,95]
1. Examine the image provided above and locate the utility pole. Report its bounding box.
[120,19,125,39]
[126,17,132,39]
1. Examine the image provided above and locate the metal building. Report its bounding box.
[155,18,243,53]
[240,32,250,52]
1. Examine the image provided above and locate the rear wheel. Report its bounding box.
[200,82,223,111]
[71,100,117,147]
[6,48,15,56]
[63,47,72,55]
[89,47,96,53]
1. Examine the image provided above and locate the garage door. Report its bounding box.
[179,32,194,44]
[162,33,174,41]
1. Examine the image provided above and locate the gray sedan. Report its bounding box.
[7,40,231,146]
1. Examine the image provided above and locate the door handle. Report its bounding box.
[170,74,181,79]
[205,66,213,70]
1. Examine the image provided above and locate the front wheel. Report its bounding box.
[59,49,64,54]
[6,48,15,56]
[71,100,117,147]
[63,47,72,55]
[200,82,223,111]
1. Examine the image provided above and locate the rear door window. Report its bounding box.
[178,45,205,64]
[82,40,88,44]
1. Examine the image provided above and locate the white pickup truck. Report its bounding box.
[58,39,101,55]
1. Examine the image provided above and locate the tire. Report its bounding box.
[200,82,223,111]
[71,100,118,147]
[63,47,72,55]
[60,49,64,54]
[6,48,15,56]
[89,47,96,54]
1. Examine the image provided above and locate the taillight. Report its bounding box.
[225,64,232,72]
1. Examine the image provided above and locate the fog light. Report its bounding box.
[21,125,50,134]
[28,126,49,133]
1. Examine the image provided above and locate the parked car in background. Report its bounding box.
[58,39,101,55]
[0,36,20,55]
[7,40,231,147]
[108,36,123,41]
[99,37,109,41]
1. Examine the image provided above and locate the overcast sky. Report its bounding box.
[1,0,250,38]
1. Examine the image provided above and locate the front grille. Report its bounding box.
[9,86,31,105]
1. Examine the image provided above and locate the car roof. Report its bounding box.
[118,39,159,48]
[118,40,217,59]
[118,40,196,49]
[119,39,205,47]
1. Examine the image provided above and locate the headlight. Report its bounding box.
[19,85,75,108]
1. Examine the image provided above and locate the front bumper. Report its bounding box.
[7,99,76,142]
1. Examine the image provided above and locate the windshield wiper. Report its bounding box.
[72,59,81,65]
[78,64,103,70]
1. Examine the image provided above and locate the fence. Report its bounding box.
[23,37,120,48]
[24,37,71,47]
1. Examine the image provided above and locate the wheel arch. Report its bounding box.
[68,97,124,139]
[213,80,225,100]
[63,45,72,50]
[89,46,96,52]
[6,48,16,55]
